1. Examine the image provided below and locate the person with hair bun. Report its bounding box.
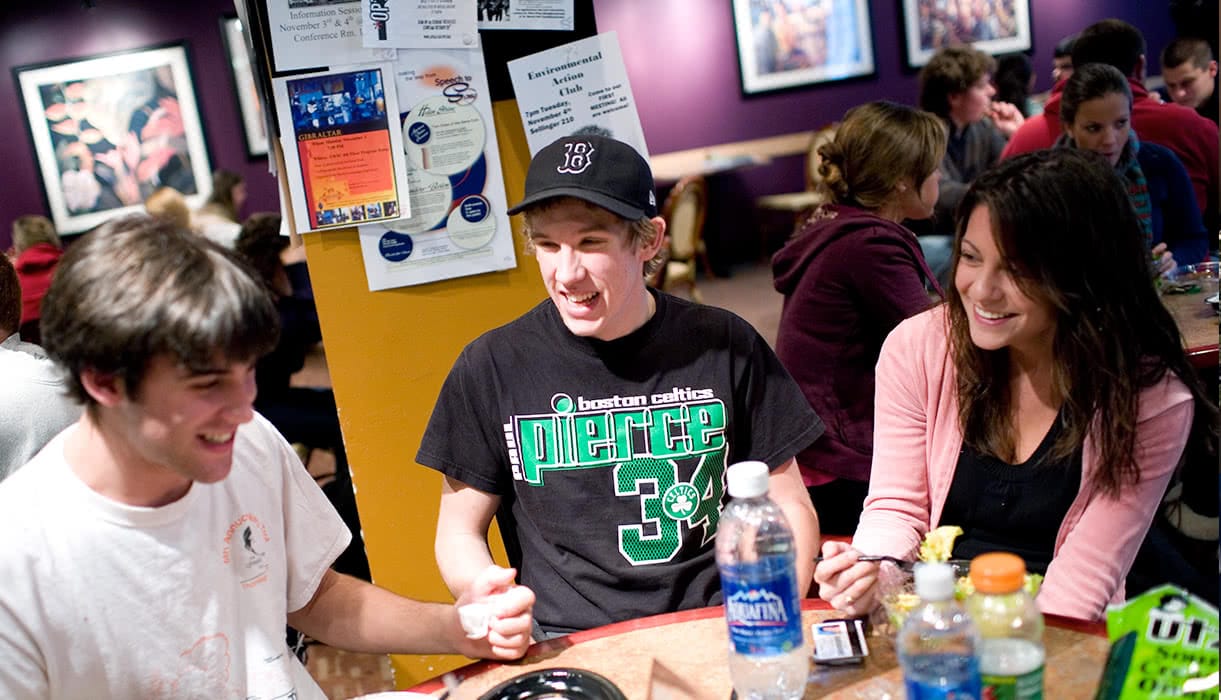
[143,186,192,232]
[772,100,947,535]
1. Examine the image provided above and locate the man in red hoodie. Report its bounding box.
[1001,19,1217,229]
[10,215,64,346]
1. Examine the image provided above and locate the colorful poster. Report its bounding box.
[731,0,876,94]
[506,32,648,158]
[357,47,517,290]
[360,0,479,49]
[12,44,212,234]
[274,65,408,232]
[267,0,395,72]
[477,0,574,31]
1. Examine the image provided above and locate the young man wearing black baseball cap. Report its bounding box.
[417,134,823,638]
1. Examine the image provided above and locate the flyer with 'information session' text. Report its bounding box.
[267,0,394,72]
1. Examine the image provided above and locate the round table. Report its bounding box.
[409,600,1109,698]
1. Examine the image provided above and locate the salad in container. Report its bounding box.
[876,526,1043,632]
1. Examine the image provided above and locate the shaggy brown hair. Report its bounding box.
[41,215,278,405]
[919,46,997,118]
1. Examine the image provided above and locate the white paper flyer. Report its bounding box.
[506,32,648,158]
[477,0,574,31]
[361,0,479,49]
[267,0,395,72]
[357,47,517,290]
[273,63,409,233]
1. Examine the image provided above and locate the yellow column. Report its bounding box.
[302,101,541,686]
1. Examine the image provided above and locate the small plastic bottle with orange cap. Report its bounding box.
[965,552,1046,699]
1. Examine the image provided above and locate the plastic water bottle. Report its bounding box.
[716,461,807,700]
[965,552,1045,699]
[898,562,982,699]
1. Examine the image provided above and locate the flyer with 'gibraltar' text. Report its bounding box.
[274,64,409,233]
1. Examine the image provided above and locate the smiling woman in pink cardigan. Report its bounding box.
[813,149,1215,621]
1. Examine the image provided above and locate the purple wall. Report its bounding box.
[591,0,1176,266]
[0,0,278,251]
[0,1,1178,254]
[595,0,1176,156]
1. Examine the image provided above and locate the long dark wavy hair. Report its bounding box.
[946,149,1216,497]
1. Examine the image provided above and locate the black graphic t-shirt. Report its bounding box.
[417,290,824,634]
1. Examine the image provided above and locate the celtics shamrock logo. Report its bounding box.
[662,482,700,520]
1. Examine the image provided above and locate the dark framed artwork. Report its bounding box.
[221,14,270,158]
[731,0,876,96]
[901,0,1032,69]
[14,42,213,233]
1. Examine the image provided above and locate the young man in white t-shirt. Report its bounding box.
[0,215,534,699]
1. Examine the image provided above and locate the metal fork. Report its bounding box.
[814,554,916,572]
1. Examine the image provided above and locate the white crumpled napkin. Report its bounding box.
[457,601,495,639]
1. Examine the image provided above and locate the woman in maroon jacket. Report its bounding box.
[773,101,946,535]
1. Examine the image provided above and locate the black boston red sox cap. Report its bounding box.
[507,134,658,219]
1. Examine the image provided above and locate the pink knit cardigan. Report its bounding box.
[853,306,1193,620]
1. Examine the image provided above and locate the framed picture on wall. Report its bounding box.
[13,42,213,234]
[731,0,876,96]
[220,14,270,158]
[900,0,1032,69]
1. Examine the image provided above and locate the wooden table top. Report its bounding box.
[410,601,1109,699]
[649,131,813,184]
[1163,290,1219,368]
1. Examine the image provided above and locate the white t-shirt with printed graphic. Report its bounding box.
[0,413,350,700]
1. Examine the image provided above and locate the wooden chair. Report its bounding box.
[652,175,710,302]
[754,124,838,255]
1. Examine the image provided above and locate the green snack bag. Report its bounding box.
[1093,585,1218,699]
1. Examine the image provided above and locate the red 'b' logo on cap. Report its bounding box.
[557,141,595,174]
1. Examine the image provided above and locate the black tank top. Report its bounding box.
[941,411,1083,575]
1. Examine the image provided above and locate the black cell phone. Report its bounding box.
[810,617,869,666]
